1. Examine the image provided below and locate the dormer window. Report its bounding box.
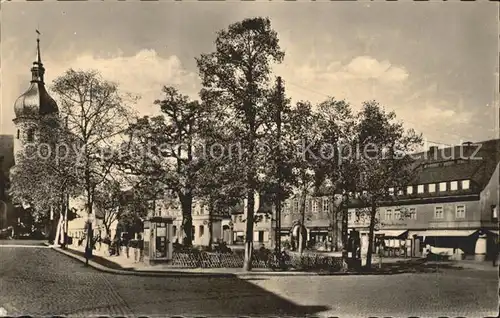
[450,181,458,191]
[388,188,394,195]
[461,180,470,190]
[428,184,436,193]
[407,186,413,194]
[417,185,424,194]
[439,182,447,192]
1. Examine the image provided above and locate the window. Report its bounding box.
[455,205,465,218]
[26,129,34,142]
[258,231,264,242]
[389,188,394,195]
[397,189,404,196]
[283,202,289,214]
[322,198,329,213]
[386,209,392,220]
[312,200,318,213]
[348,212,353,221]
[199,225,204,237]
[439,182,447,192]
[238,215,243,222]
[173,225,177,236]
[294,200,300,213]
[394,209,401,220]
[409,208,417,220]
[417,185,424,194]
[461,180,470,190]
[434,206,444,219]
[407,186,413,194]
[16,130,20,139]
[492,205,498,219]
[450,181,458,191]
[428,184,436,193]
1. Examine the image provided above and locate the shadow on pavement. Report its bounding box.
[60,249,330,316]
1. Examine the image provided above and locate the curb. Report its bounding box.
[46,243,408,278]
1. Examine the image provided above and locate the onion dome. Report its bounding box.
[13,34,58,119]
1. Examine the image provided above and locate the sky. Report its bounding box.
[1,1,499,148]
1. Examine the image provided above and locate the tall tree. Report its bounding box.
[51,69,135,223]
[197,17,285,270]
[9,123,82,240]
[354,101,422,269]
[314,98,358,269]
[287,101,320,254]
[121,87,206,245]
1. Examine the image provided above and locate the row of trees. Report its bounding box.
[10,17,422,270]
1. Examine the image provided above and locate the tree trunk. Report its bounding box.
[298,185,308,254]
[208,200,214,250]
[243,189,255,271]
[341,196,349,271]
[180,193,193,246]
[366,203,377,269]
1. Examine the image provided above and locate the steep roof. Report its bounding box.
[412,139,500,189]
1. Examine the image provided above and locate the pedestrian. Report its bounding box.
[137,233,144,262]
[377,238,385,269]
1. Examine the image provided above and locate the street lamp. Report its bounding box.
[84,212,95,266]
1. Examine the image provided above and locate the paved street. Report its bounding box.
[0,240,498,317]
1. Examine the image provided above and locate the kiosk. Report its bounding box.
[143,216,176,265]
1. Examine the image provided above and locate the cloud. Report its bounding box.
[46,49,200,117]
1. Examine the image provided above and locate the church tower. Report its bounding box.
[12,32,60,162]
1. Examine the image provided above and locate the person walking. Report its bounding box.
[137,233,144,263]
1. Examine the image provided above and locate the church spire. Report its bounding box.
[31,30,45,84]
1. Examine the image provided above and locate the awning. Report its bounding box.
[487,230,499,236]
[419,229,478,238]
[360,230,408,238]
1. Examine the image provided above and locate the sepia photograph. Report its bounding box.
[0,1,499,317]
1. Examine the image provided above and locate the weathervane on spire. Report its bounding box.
[35,29,42,64]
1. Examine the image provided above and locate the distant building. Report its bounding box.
[148,190,230,246]
[230,139,500,261]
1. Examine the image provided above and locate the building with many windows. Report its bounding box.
[229,139,500,261]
